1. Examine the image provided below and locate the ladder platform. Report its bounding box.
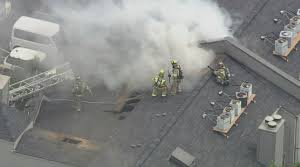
[8,63,73,103]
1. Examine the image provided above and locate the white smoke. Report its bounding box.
[49,0,232,90]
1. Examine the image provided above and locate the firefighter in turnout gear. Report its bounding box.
[152,69,168,97]
[72,75,92,111]
[169,60,183,95]
[213,61,231,86]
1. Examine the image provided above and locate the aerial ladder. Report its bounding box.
[8,63,74,103]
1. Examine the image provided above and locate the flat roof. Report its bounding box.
[13,16,60,37]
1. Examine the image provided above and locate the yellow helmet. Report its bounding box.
[218,61,224,68]
[171,59,177,65]
[75,75,81,81]
[158,69,165,77]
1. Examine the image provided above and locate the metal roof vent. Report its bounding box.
[279,31,293,47]
[278,38,286,43]
[241,82,251,88]
[287,23,296,29]
[280,31,292,37]
[292,16,300,22]
[267,121,277,128]
[224,106,233,112]
[273,114,282,122]
[278,38,287,43]
[265,116,274,123]
[236,92,247,98]
[236,92,248,108]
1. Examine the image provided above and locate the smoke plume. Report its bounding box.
[48,0,232,90]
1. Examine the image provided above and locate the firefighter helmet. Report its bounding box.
[158,69,165,78]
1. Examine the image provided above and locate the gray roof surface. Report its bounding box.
[1,0,300,167]
[236,0,300,79]
[14,56,300,167]
[17,81,194,167]
[142,57,300,167]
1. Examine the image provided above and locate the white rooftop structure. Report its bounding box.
[13,16,60,37]
[10,47,46,61]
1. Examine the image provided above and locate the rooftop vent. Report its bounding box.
[280,31,293,37]
[279,31,293,47]
[291,16,300,22]
[273,114,282,122]
[265,116,274,123]
[241,82,251,88]
[278,38,287,43]
[297,9,300,16]
[267,121,277,128]
[287,23,296,29]
[236,92,247,98]
[224,106,233,112]
[62,137,82,145]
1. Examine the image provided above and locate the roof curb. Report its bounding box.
[201,37,300,101]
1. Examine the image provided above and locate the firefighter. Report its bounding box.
[169,60,184,95]
[152,69,168,97]
[72,75,92,111]
[213,62,231,86]
[4,0,11,17]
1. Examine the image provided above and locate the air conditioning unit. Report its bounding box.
[223,106,235,122]
[216,112,231,130]
[240,82,253,98]
[284,24,297,38]
[236,92,248,108]
[279,31,293,47]
[297,9,300,16]
[275,38,289,55]
[290,16,300,32]
[230,99,242,116]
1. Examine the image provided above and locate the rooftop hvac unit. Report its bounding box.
[265,116,274,123]
[297,9,300,16]
[230,99,242,116]
[275,38,289,55]
[216,112,231,130]
[284,24,297,38]
[223,106,235,122]
[257,115,285,167]
[290,16,300,32]
[236,92,248,108]
[240,82,253,98]
[273,114,282,122]
[279,31,293,48]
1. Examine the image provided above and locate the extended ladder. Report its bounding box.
[9,63,74,103]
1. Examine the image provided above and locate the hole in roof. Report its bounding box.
[62,137,82,145]
[121,104,135,112]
